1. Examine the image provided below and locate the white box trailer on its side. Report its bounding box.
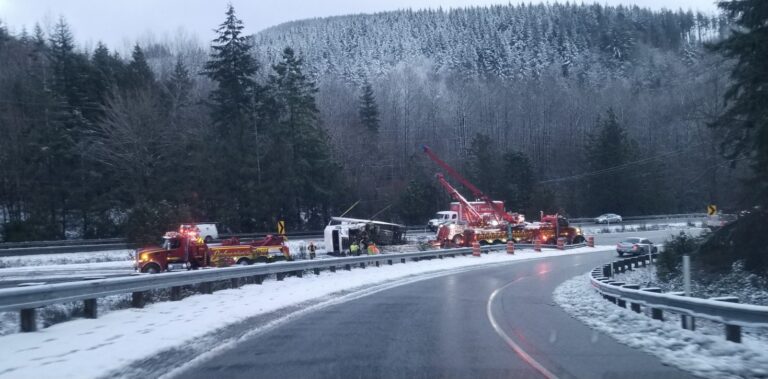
[323,217,407,255]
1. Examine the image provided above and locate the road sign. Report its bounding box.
[707,204,717,216]
[277,220,285,235]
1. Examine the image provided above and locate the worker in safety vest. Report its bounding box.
[367,242,379,255]
[308,242,317,260]
[349,240,360,256]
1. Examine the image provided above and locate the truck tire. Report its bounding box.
[237,258,252,265]
[572,235,585,244]
[255,256,269,264]
[204,236,212,243]
[142,263,161,274]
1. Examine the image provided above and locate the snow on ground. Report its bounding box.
[614,262,768,307]
[0,249,135,268]
[0,245,611,378]
[554,274,768,379]
[579,221,703,235]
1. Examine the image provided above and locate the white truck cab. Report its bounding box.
[428,211,458,231]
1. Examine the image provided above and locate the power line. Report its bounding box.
[538,142,708,184]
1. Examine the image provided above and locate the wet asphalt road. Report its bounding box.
[176,251,695,379]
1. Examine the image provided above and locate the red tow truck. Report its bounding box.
[135,228,291,273]
[422,145,584,247]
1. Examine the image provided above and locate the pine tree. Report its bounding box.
[203,3,258,142]
[125,44,155,90]
[584,108,640,215]
[708,0,768,206]
[358,80,380,132]
[202,4,261,230]
[264,47,343,227]
[500,151,534,214]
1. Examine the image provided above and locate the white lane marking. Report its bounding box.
[487,280,559,379]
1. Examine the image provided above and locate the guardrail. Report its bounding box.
[590,255,768,343]
[570,213,706,223]
[0,241,589,333]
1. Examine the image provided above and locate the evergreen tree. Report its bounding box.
[264,47,343,227]
[358,80,380,132]
[203,3,258,142]
[708,0,768,206]
[125,44,155,90]
[202,4,261,230]
[397,179,440,224]
[466,133,502,199]
[584,109,640,215]
[499,151,534,214]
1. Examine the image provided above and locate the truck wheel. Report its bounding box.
[572,236,585,244]
[204,236,212,243]
[255,256,269,264]
[142,263,161,274]
[546,238,556,245]
[451,235,463,246]
[237,258,252,265]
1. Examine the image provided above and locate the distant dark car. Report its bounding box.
[595,213,622,224]
[616,237,657,256]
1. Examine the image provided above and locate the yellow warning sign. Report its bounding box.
[277,220,285,235]
[707,204,717,216]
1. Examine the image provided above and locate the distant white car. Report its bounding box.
[428,211,458,231]
[179,223,219,243]
[595,213,622,224]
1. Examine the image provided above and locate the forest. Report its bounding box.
[0,3,750,242]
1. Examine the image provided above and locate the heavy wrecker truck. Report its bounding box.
[135,228,291,273]
[422,145,584,247]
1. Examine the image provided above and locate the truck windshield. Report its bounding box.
[162,238,180,249]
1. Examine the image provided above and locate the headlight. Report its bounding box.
[140,253,149,262]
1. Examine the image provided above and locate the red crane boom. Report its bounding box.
[422,145,520,224]
[434,173,483,225]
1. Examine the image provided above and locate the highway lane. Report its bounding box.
[175,250,695,379]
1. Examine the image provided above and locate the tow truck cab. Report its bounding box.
[135,231,209,273]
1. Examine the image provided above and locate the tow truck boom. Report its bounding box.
[422,145,519,224]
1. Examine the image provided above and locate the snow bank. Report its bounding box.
[0,246,610,378]
[554,274,768,379]
[0,250,135,268]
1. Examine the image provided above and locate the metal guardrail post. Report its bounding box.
[669,292,695,330]
[401,258,406,263]
[201,282,213,294]
[603,264,612,278]
[20,308,37,332]
[622,285,641,312]
[330,266,336,273]
[84,298,98,319]
[713,296,741,343]
[254,275,264,284]
[132,291,146,308]
[641,287,663,320]
[387,259,393,265]
[611,282,626,308]
[314,268,321,275]
[170,286,182,301]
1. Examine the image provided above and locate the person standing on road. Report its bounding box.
[350,240,360,256]
[308,242,317,260]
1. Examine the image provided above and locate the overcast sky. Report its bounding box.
[0,0,719,52]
